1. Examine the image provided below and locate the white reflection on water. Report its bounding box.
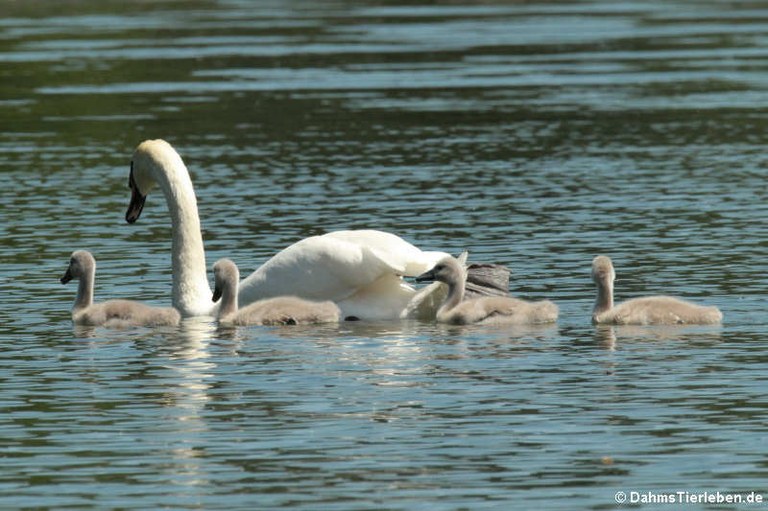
[160,318,217,489]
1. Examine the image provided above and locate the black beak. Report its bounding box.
[60,268,73,285]
[125,163,146,224]
[212,286,222,303]
[415,268,436,283]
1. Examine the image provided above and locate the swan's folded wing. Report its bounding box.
[324,230,449,276]
[238,233,406,305]
[238,229,456,319]
[464,263,510,298]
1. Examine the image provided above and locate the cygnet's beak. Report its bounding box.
[212,285,222,303]
[415,268,436,283]
[60,267,73,285]
[125,164,146,224]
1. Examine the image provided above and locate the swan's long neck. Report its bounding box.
[593,278,614,319]
[74,267,95,311]
[438,269,466,319]
[155,160,211,317]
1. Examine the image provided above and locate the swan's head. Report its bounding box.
[415,256,464,286]
[591,255,616,288]
[61,250,96,284]
[212,258,240,303]
[126,139,181,224]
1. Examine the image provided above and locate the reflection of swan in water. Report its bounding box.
[69,317,218,487]
[593,323,723,351]
[594,325,619,351]
[435,321,559,339]
[591,256,723,325]
[156,317,217,488]
[163,317,216,407]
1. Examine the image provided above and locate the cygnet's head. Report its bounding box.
[212,258,240,303]
[415,256,464,285]
[126,139,181,224]
[591,255,616,288]
[61,250,96,285]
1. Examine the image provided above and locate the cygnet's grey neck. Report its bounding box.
[217,277,239,318]
[74,267,95,311]
[593,277,614,317]
[439,267,466,318]
[213,259,241,320]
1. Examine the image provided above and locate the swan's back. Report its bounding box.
[441,296,559,325]
[322,230,448,276]
[595,295,722,325]
[74,299,181,327]
[236,231,450,320]
[224,296,341,326]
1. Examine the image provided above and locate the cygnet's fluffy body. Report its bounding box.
[591,255,722,325]
[212,258,341,326]
[416,256,558,325]
[61,251,180,327]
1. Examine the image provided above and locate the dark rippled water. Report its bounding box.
[1,1,767,509]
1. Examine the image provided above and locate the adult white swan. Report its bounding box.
[125,139,452,319]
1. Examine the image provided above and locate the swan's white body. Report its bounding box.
[126,139,449,319]
[213,258,341,326]
[61,250,181,327]
[238,230,448,320]
[416,256,559,325]
[591,255,723,325]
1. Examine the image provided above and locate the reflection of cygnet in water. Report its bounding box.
[61,250,180,327]
[212,258,341,326]
[416,256,558,325]
[591,255,722,325]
